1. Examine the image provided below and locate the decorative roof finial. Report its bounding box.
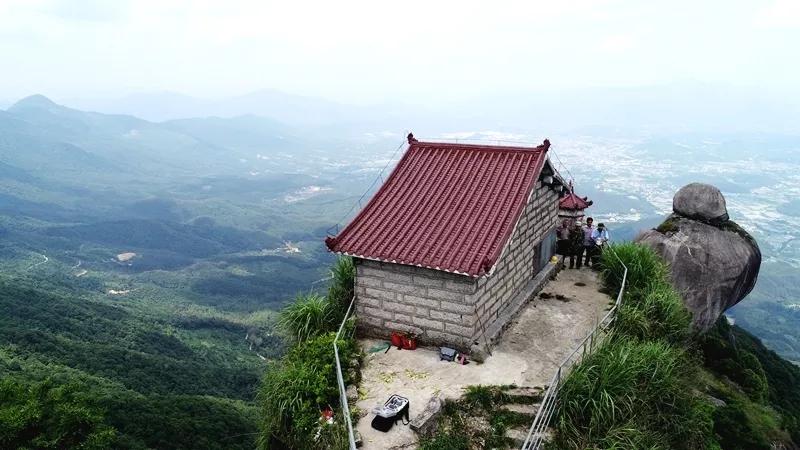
[407,132,418,144]
[542,139,551,150]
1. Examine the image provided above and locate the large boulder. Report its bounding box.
[636,184,760,332]
[672,183,729,223]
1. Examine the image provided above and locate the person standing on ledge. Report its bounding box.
[590,223,610,267]
[568,220,585,269]
[592,222,610,244]
[582,217,596,268]
[556,218,572,265]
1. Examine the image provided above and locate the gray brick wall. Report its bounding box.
[468,182,560,338]
[354,260,478,348]
[354,181,560,349]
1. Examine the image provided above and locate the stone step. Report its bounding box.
[500,402,539,417]
[504,386,545,404]
[505,427,529,448]
[505,427,551,449]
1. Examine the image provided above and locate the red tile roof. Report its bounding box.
[326,138,552,277]
[559,191,593,210]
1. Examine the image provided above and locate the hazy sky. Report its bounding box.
[1,0,799,104]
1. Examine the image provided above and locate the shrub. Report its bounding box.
[713,404,771,450]
[258,331,357,449]
[0,378,117,450]
[700,320,769,402]
[277,293,338,342]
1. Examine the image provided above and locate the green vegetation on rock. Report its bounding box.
[554,243,712,449]
[552,243,799,449]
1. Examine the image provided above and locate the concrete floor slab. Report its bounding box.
[353,267,611,449]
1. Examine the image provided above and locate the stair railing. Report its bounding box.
[520,245,628,450]
[334,296,358,450]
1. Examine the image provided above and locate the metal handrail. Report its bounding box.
[521,245,628,449]
[334,296,357,450]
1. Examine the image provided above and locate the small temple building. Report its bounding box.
[558,182,593,224]
[326,134,567,349]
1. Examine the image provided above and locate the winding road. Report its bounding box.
[26,252,49,271]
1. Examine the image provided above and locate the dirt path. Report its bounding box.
[26,253,48,271]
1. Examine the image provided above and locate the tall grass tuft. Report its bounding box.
[277,293,338,342]
[554,339,714,449]
[601,242,669,296]
[327,256,355,321]
[259,257,359,449]
[615,282,692,345]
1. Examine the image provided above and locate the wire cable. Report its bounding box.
[327,133,408,235]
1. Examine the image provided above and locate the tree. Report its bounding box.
[0,378,116,449]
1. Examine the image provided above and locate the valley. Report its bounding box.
[0,95,396,448]
[1,95,799,448]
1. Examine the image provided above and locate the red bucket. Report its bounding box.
[390,331,404,349]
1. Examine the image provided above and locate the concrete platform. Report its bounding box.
[353,267,611,449]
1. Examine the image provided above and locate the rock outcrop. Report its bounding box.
[672,182,729,223]
[636,183,761,332]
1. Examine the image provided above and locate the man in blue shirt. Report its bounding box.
[590,223,610,267]
[591,223,610,244]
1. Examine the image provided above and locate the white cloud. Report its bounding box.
[597,33,636,53]
[0,0,798,103]
[755,0,800,28]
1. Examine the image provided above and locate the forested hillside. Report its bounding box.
[0,96,391,448]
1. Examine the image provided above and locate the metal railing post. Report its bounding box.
[334,296,357,450]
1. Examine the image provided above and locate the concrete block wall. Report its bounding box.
[467,182,560,341]
[354,260,478,348]
[353,181,560,349]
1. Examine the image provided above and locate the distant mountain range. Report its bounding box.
[53,83,800,135]
[0,94,309,181]
[64,89,421,129]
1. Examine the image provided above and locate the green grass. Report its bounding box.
[554,244,713,449]
[553,242,800,449]
[277,293,338,343]
[463,384,513,409]
[554,339,713,449]
[655,216,680,234]
[258,258,359,449]
[615,280,692,345]
[600,243,669,297]
[327,256,355,321]
[420,385,536,450]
